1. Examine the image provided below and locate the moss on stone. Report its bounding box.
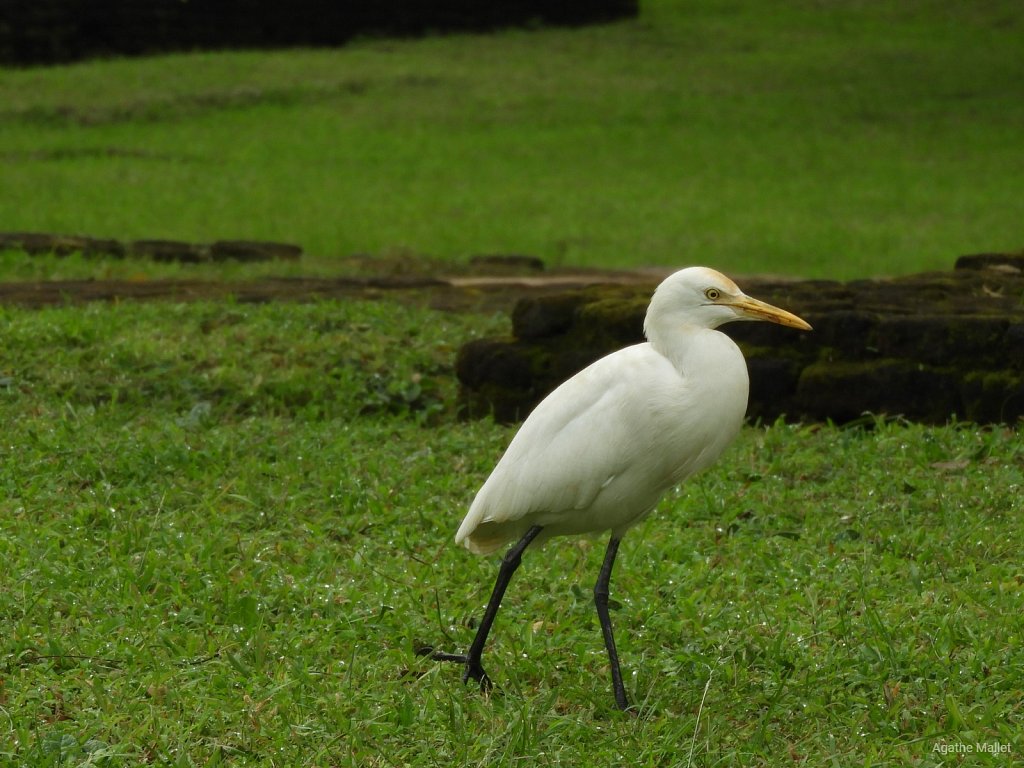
[960,370,1024,424]
[457,265,1024,425]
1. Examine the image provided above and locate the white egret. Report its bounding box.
[426,267,811,710]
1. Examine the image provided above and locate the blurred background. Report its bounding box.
[1,0,1022,279]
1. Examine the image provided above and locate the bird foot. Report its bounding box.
[416,646,492,692]
[462,661,492,692]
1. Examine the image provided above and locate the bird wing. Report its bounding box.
[455,344,686,551]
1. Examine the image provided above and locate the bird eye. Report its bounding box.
[704,288,721,301]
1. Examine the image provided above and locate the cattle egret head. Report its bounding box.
[645,266,812,335]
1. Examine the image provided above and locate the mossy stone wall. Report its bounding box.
[457,257,1024,425]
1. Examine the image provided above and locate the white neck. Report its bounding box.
[649,324,750,415]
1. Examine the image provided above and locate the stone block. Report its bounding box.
[457,262,1024,424]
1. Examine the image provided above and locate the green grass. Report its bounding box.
[2,298,1022,765]
[2,1,1023,279]
[2,2,1023,764]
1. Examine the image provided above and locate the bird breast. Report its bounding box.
[632,328,749,488]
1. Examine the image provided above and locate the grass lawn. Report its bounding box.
[1,299,1022,766]
[1,1,1023,765]
[1,1,1023,279]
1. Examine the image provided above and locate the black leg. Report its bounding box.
[594,535,630,711]
[427,525,543,691]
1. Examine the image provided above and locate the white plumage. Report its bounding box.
[431,266,811,710]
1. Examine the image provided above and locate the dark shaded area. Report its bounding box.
[456,255,1024,425]
[0,232,301,263]
[1,0,638,66]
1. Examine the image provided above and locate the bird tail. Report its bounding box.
[455,520,524,556]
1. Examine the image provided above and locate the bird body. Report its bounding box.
[456,329,749,554]
[430,266,811,710]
